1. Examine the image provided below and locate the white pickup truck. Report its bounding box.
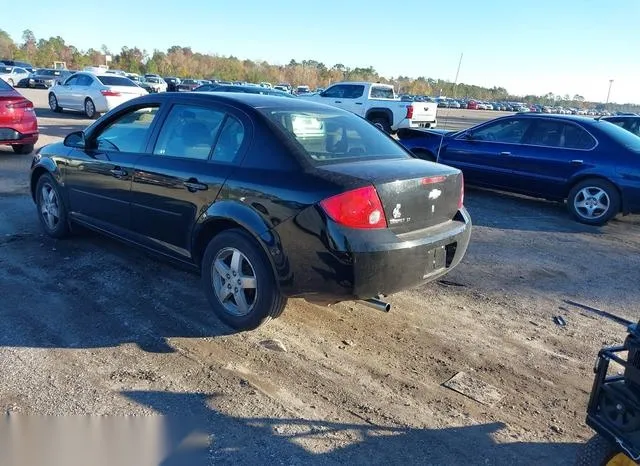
[301,81,438,132]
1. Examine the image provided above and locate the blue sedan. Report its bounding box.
[397,114,640,225]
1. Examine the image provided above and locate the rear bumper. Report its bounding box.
[277,207,471,302]
[396,118,438,130]
[0,127,38,146]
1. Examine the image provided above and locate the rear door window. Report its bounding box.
[97,75,137,87]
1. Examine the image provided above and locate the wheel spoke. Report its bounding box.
[596,202,608,211]
[240,276,257,289]
[47,188,55,203]
[230,250,241,274]
[595,190,606,201]
[217,285,233,303]
[578,188,591,200]
[234,290,249,314]
[575,200,587,209]
[214,259,230,278]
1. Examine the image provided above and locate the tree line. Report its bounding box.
[1,29,637,112]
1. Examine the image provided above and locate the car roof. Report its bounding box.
[513,113,604,127]
[184,91,345,112]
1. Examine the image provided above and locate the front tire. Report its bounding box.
[201,229,287,331]
[13,144,34,155]
[84,98,97,119]
[567,178,620,226]
[35,173,70,239]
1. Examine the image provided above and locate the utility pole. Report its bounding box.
[605,79,614,106]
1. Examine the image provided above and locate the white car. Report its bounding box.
[0,65,29,87]
[48,72,148,118]
[143,75,167,93]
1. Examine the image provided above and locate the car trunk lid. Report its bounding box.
[318,158,462,233]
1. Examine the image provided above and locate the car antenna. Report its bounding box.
[436,52,464,163]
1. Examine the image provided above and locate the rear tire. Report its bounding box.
[12,144,34,155]
[201,228,287,331]
[84,98,97,119]
[48,93,61,113]
[575,434,622,466]
[567,178,620,226]
[369,117,392,134]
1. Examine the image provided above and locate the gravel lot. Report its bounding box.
[1,89,639,465]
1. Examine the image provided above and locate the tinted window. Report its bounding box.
[97,76,136,87]
[321,85,347,98]
[0,79,11,91]
[471,118,532,144]
[562,124,596,149]
[0,66,11,73]
[64,75,79,86]
[212,116,245,163]
[526,120,566,147]
[154,105,225,160]
[96,106,159,153]
[76,75,94,86]
[261,108,409,163]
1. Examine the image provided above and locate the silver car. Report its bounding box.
[0,66,30,87]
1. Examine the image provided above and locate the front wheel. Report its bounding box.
[567,178,620,226]
[48,93,61,112]
[201,229,287,331]
[35,173,70,238]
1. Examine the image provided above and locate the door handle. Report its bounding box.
[355,102,363,105]
[110,167,127,178]
[334,100,342,103]
[183,179,208,192]
[570,159,584,165]
[499,151,511,156]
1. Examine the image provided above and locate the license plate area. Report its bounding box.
[423,245,446,277]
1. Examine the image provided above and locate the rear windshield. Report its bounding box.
[260,108,410,163]
[600,120,640,152]
[97,76,136,87]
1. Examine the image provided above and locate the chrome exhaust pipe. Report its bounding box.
[360,298,391,312]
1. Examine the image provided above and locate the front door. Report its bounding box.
[130,102,246,259]
[65,104,161,232]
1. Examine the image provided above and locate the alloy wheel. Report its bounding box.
[49,94,57,111]
[573,186,610,220]
[85,100,95,118]
[40,183,60,231]
[211,247,258,316]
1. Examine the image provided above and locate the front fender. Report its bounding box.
[30,155,62,201]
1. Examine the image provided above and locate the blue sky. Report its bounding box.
[6,0,640,103]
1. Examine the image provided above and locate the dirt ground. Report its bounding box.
[1,89,639,465]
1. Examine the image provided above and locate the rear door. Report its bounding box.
[65,103,162,231]
[129,101,247,259]
[439,117,533,189]
[503,119,597,198]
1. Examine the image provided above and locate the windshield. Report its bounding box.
[97,76,136,87]
[600,120,640,152]
[260,108,410,163]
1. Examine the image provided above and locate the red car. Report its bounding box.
[0,78,38,154]
[466,100,479,110]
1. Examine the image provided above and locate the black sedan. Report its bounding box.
[398,114,640,225]
[30,93,470,330]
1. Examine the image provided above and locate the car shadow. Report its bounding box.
[0,212,240,352]
[114,390,582,465]
[35,105,93,121]
[464,187,638,234]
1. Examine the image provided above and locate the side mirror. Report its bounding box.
[63,131,86,149]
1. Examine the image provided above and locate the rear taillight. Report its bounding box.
[101,89,121,97]
[405,105,414,119]
[320,186,387,229]
[6,100,33,111]
[458,173,464,210]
